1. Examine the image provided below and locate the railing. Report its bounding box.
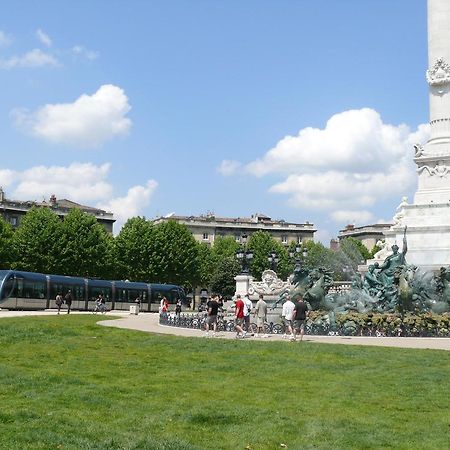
[159,312,450,337]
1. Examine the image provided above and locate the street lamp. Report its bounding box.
[289,245,308,271]
[267,251,279,272]
[236,233,253,274]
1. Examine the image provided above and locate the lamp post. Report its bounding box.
[236,233,253,274]
[267,251,279,272]
[289,245,308,271]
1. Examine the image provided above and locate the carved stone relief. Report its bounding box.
[247,269,290,295]
[426,57,450,86]
[417,161,450,178]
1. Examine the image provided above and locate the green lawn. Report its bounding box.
[0,316,448,450]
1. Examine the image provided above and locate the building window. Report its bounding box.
[10,217,18,226]
[282,236,288,244]
[202,233,209,240]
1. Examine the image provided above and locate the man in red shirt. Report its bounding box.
[234,294,245,338]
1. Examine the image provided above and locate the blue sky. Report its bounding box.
[0,0,429,242]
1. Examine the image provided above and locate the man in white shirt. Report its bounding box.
[243,294,253,333]
[281,296,295,339]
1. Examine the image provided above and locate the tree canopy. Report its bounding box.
[247,231,291,280]
[58,208,114,278]
[13,207,62,274]
[0,217,15,270]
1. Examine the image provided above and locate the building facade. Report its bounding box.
[0,188,115,233]
[338,223,392,251]
[153,212,316,245]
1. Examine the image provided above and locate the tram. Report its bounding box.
[0,270,187,312]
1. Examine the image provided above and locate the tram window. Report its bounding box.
[52,283,84,301]
[88,286,111,302]
[116,289,127,302]
[14,279,47,299]
[129,289,144,302]
[151,290,165,304]
[0,277,15,300]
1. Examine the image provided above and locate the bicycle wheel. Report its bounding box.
[226,321,235,332]
[272,324,283,334]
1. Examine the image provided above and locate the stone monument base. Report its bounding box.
[384,202,450,268]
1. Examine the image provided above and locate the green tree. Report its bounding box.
[341,237,371,262]
[58,209,113,278]
[370,242,382,258]
[197,242,215,287]
[209,256,241,297]
[211,236,240,260]
[247,231,290,280]
[114,217,155,281]
[303,240,334,271]
[0,217,16,269]
[152,220,200,287]
[13,207,62,273]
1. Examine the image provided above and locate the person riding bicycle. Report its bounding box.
[95,294,106,313]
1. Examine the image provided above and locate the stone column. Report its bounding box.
[384,0,450,267]
[415,0,450,204]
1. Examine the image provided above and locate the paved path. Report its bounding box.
[2,310,448,351]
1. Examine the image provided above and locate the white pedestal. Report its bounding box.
[234,274,253,297]
[384,202,450,268]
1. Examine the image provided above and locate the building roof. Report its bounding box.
[155,212,315,230]
[338,223,392,238]
[0,189,114,222]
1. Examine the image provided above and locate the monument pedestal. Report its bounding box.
[234,274,253,297]
[384,202,450,269]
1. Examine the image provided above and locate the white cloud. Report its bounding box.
[13,163,113,202]
[36,29,52,47]
[236,108,429,224]
[217,159,241,176]
[330,210,375,225]
[1,162,158,233]
[97,180,158,231]
[0,48,59,69]
[0,169,16,187]
[0,30,12,47]
[72,45,99,61]
[12,84,132,148]
[270,163,415,211]
[246,108,428,176]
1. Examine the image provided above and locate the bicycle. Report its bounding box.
[92,302,107,314]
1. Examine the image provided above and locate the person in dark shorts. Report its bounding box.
[205,295,219,337]
[292,296,309,341]
[64,290,73,314]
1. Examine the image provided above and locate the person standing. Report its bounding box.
[64,290,73,314]
[254,294,268,338]
[292,296,309,341]
[205,295,219,337]
[243,294,253,333]
[281,296,295,339]
[175,298,182,319]
[55,293,63,315]
[234,294,245,338]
